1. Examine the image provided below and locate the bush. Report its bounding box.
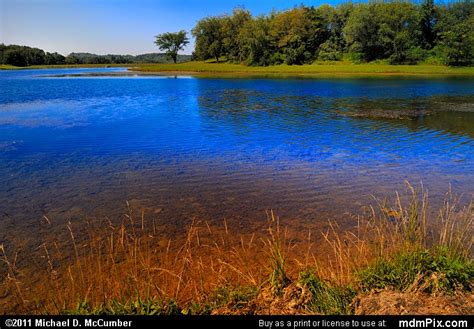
[421,46,444,64]
[208,285,258,312]
[285,45,306,65]
[348,53,364,64]
[318,39,343,61]
[358,248,473,293]
[180,285,258,314]
[406,47,428,64]
[64,298,181,315]
[269,52,285,65]
[299,271,356,315]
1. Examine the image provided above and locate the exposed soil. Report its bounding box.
[353,290,474,315]
[212,286,474,315]
[211,283,313,315]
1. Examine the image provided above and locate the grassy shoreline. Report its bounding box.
[0,63,131,70]
[2,62,474,77]
[130,62,474,77]
[1,185,472,315]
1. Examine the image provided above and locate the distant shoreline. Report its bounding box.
[0,62,474,77]
[2,62,474,77]
[0,63,131,70]
[129,62,474,77]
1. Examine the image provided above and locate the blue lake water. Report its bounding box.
[1,68,473,243]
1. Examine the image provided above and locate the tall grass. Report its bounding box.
[355,183,473,294]
[264,211,291,295]
[1,183,472,314]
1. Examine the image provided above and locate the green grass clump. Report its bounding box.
[209,285,258,310]
[179,285,259,315]
[267,214,291,296]
[358,247,473,293]
[63,298,180,315]
[299,271,356,315]
[269,243,290,296]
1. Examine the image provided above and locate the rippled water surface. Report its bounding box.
[1,68,473,243]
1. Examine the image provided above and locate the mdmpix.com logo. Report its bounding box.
[399,318,469,328]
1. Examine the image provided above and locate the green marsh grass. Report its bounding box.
[131,61,474,77]
[299,271,356,315]
[265,211,291,295]
[356,183,473,294]
[3,62,474,77]
[0,64,130,70]
[358,247,473,293]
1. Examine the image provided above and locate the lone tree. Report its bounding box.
[154,30,189,64]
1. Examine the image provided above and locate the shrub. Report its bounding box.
[299,271,356,315]
[318,39,343,61]
[63,298,180,315]
[358,248,473,293]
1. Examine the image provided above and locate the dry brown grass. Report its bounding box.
[1,183,472,314]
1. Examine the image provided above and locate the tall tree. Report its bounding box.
[190,2,473,67]
[344,2,419,63]
[439,15,474,66]
[222,8,252,63]
[238,16,272,66]
[419,0,437,49]
[192,17,225,62]
[344,4,383,62]
[154,30,189,64]
[270,6,314,65]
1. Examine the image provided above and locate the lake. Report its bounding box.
[1,68,473,246]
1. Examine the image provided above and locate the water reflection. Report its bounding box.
[0,70,473,250]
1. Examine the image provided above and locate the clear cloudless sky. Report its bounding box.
[1,0,354,56]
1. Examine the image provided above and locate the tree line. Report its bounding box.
[191,0,473,66]
[0,44,66,66]
[0,44,191,67]
[3,1,472,67]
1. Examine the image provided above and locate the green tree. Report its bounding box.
[270,6,315,65]
[0,45,46,66]
[65,54,80,64]
[435,1,474,66]
[221,8,252,63]
[238,16,272,66]
[154,30,189,64]
[45,52,66,65]
[189,2,473,67]
[318,38,343,61]
[192,17,225,62]
[3,48,28,66]
[439,16,474,66]
[344,4,382,62]
[307,5,336,59]
[419,0,437,49]
[345,2,420,64]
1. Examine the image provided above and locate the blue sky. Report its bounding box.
[1,0,352,55]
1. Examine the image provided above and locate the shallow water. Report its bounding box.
[1,68,473,245]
